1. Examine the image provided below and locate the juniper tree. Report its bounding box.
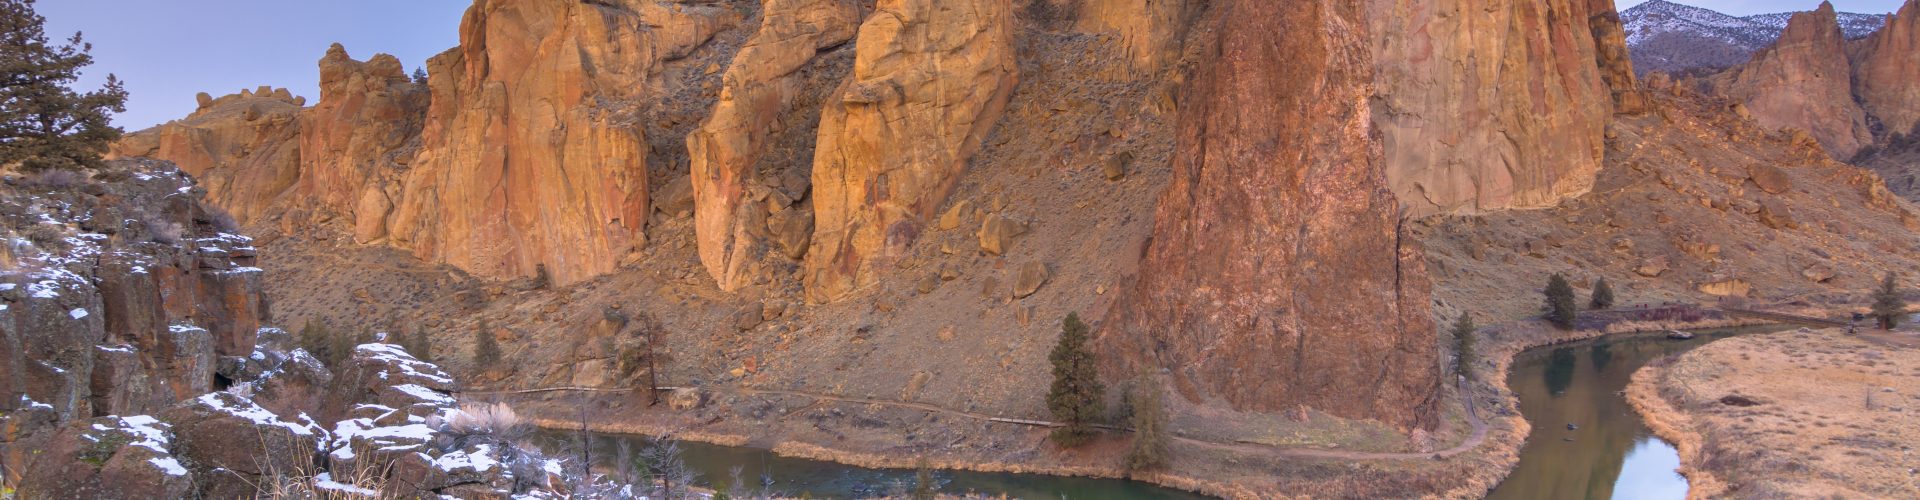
[1545,273,1578,330]
[1047,312,1104,447]
[0,0,128,171]
[1589,277,1616,310]
[1451,313,1477,381]
[1125,373,1169,470]
[474,319,501,365]
[1872,272,1904,330]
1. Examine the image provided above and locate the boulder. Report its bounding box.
[1758,199,1798,229]
[976,214,1028,256]
[161,392,324,498]
[803,0,1019,302]
[1802,264,1837,283]
[1635,257,1671,277]
[321,343,456,422]
[17,415,194,500]
[1749,164,1793,194]
[1012,262,1050,299]
[1698,279,1753,297]
[1103,151,1132,181]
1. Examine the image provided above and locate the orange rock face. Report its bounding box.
[295,44,429,245]
[1853,0,1920,138]
[688,0,861,292]
[1370,0,1635,216]
[1074,0,1200,75]
[385,0,732,285]
[1098,0,1440,430]
[1711,3,1873,160]
[107,92,304,224]
[802,0,1019,302]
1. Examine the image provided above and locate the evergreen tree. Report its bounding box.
[1589,278,1616,310]
[1047,312,1104,447]
[1125,373,1169,471]
[910,457,937,500]
[411,67,428,85]
[474,320,502,365]
[406,328,432,361]
[1544,273,1578,330]
[0,0,128,171]
[1872,272,1904,330]
[1450,313,1477,381]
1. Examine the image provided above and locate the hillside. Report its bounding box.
[1624,0,1886,75]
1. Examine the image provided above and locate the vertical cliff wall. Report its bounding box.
[1371,0,1639,216]
[688,0,861,292]
[1097,0,1440,429]
[106,90,304,224]
[295,44,429,245]
[1853,0,1920,139]
[802,0,1019,302]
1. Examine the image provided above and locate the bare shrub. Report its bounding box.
[19,169,84,189]
[197,200,240,233]
[431,402,527,441]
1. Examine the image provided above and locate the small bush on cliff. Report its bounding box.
[474,319,501,365]
[1872,272,1904,330]
[403,328,432,361]
[1125,372,1169,471]
[1589,278,1615,310]
[298,319,345,368]
[1544,273,1577,330]
[1451,313,1477,381]
[1047,312,1104,447]
[0,0,128,171]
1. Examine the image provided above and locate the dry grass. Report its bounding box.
[1629,329,1920,498]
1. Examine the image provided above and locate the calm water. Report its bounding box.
[1487,326,1788,499]
[529,430,1212,499]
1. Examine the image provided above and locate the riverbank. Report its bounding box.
[472,310,1775,499]
[1627,328,1920,498]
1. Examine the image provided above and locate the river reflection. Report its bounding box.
[1487,326,1788,499]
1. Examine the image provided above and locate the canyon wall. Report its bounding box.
[802,0,1018,302]
[688,0,861,292]
[1097,0,1440,430]
[1710,3,1873,160]
[295,44,429,245]
[1370,0,1641,216]
[106,90,303,224]
[1853,0,1920,139]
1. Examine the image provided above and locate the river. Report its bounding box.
[536,326,1782,499]
[1487,326,1788,499]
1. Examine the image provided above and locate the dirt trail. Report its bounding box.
[462,378,1491,462]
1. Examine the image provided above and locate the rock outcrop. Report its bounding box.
[803,0,1019,302]
[1710,3,1873,160]
[1370,0,1640,216]
[389,0,732,285]
[106,91,303,224]
[1074,0,1201,75]
[1852,0,1920,139]
[295,44,429,245]
[1098,0,1439,429]
[687,0,861,292]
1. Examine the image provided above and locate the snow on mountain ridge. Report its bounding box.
[1622,0,1888,74]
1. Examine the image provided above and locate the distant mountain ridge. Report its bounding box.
[1623,0,1887,75]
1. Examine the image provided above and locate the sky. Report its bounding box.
[36,0,469,131]
[1619,0,1908,15]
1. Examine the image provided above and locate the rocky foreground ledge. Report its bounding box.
[1627,328,1920,498]
[0,162,652,498]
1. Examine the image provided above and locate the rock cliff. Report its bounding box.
[687,0,861,292]
[106,90,303,224]
[1097,0,1440,429]
[1709,2,1873,160]
[1371,0,1641,216]
[388,0,733,285]
[295,44,429,245]
[1853,0,1920,139]
[802,0,1019,302]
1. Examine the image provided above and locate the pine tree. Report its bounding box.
[1545,273,1578,330]
[411,67,428,85]
[474,320,501,365]
[1047,312,1104,447]
[406,328,432,361]
[1125,373,1169,471]
[1450,313,1477,381]
[0,0,128,171]
[1589,278,1616,310]
[1871,272,1904,330]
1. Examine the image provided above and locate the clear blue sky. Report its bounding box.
[37,0,468,131]
[1619,0,1907,15]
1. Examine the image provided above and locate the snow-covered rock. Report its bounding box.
[1623,0,1887,74]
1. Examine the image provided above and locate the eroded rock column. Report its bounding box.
[1098,0,1440,430]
